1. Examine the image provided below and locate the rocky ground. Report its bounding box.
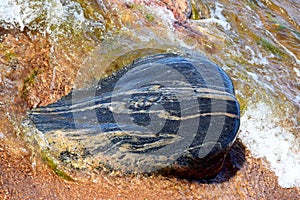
[0,1,300,199]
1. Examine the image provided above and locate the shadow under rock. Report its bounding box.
[196,138,246,184]
[164,138,246,183]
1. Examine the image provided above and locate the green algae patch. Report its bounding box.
[236,94,248,116]
[4,50,16,62]
[293,30,300,40]
[41,151,74,181]
[191,2,200,20]
[145,13,155,22]
[24,70,38,85]
[21,70,38,99]
[244,0,259,10]
[257,37,286,59]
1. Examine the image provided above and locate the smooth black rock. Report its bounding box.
[29,53,240,179]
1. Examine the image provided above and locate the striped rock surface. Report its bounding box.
[29,53,240,179]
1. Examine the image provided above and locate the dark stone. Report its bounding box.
[29,53,240,179]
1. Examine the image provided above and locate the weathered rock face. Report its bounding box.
[29,53,240,179]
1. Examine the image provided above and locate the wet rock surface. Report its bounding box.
[29,53,240,179]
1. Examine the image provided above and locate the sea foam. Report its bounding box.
[239,102,300,188]
[0,0,103,36]
[194,2,231,31]
[0,0,37,31]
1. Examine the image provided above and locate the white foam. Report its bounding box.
[246,71,275,93]
[211,2,230,30]
[156,7,176,30]
[245,45,269,65]
[239,102,300,188]
[294,67,300,77]
[0,1,37,31]
[0,0,102,37]
[0,0,65,32]
[193,2,231,31]
[294,95,300,105]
